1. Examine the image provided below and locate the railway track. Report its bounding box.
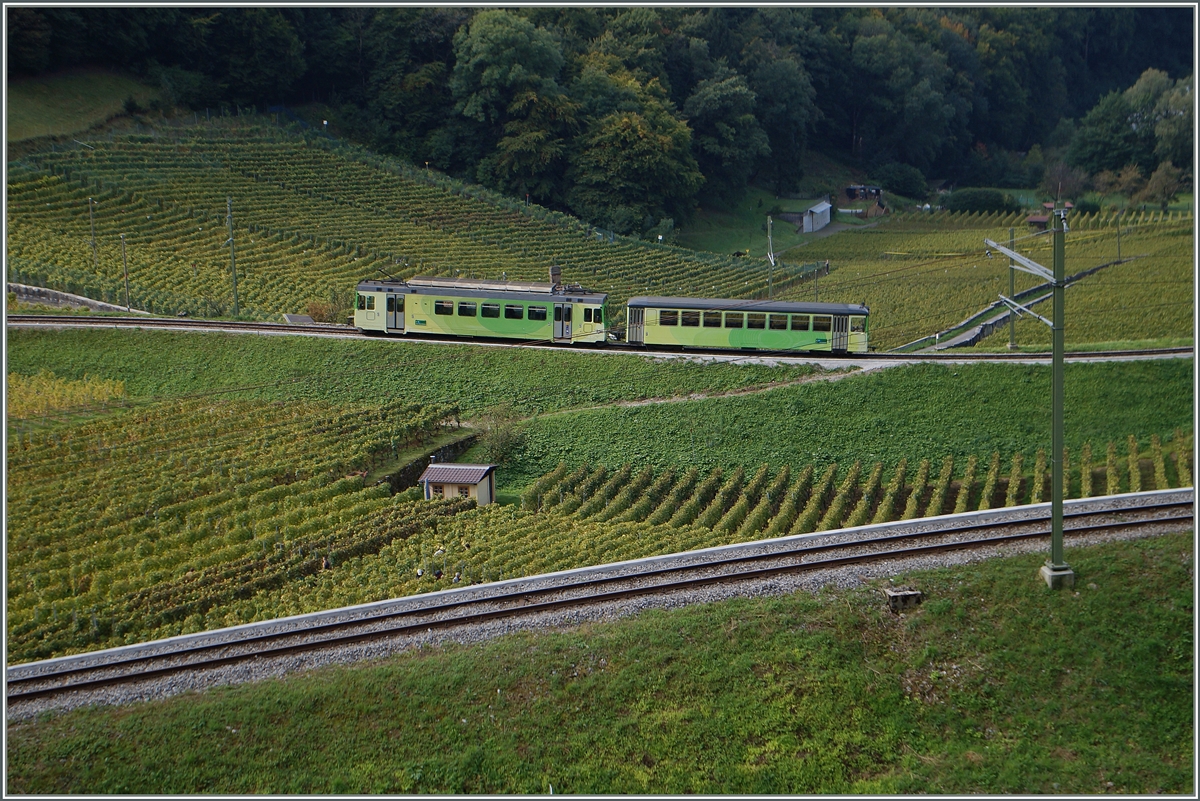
[8,489,1191,715]
[6,314,1193,362]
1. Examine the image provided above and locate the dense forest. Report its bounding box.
[7,6,1193,232]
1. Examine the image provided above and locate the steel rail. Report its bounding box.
[6,314,1193,362]
[8,497,1190,703]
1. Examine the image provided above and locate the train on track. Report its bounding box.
[354,272,869,354]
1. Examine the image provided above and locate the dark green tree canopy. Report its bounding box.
[13,6,1192,228]
[1067,91,1152,175]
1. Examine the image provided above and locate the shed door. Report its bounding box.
[553,303,572,342]
[627,307,644,344]
[832,315,849,351]
[386,295,404,331]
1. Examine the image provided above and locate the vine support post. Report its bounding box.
[1007,227,1016,350]
[120,233,130,312]
[226,196,239,317]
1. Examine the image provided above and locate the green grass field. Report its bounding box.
[4,328,821,416]
[676,186,833,256]
[6,68,159,142]
[6,531,1191,794]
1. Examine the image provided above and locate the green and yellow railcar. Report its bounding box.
[626,296,869,353]
[354,276,609,344]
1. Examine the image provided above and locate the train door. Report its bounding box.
[832,315,849,352]
[553,303,572,342]
[386,294,404,332]
[627,307,644,344]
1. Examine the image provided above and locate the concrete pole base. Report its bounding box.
[1040,562,1076,589]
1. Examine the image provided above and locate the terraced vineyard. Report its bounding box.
[24,429,1182,660]
[6,394,463,662]
[780,214,1194,348]
[7,119,811,321]
[7,117,1192,348]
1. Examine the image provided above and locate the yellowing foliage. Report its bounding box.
[7,370,125,418]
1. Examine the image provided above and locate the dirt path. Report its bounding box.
[530,362,894,420]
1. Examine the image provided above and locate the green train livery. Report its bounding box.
[626,296,868,353]
[354,275,610,344]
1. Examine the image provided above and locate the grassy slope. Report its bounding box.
[3,328,820,417]
[6,532,1191,794]
[6,68,159,142]
[8,329,1192,492]
[676,185,833,256]
[498,359,1194,486]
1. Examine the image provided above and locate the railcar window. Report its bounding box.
[813,315,832,332]
[396,295,404,311]
[563,306,572,322]
[769,314,787,330]
[434,300,453,315]
[458,486,471,498]
[791,314,810,331]
[851,316,866,332]
[584,308,592,323]
[505,304,524,319]
[528,306,547,321]
[703,312,721,327]
[660,310,679,326]
[724,312,743,328]
[386,296,396,312]
[357,294,366,311]
[594,308,603,324]
[481,303,500,318]
[366,296,375,311]
[681,310,700,326]
[458,302,476,316]
[747,313,766,329]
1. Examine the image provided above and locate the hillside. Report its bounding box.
[7,327,1192,660]
[6,531,1192,794]
[6,68,160,143]
[7,118,790,323]
[7,117,1194,350]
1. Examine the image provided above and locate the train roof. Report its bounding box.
[356,276,607,303]
[626,296,868,315]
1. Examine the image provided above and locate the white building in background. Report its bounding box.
[803,200,832,233]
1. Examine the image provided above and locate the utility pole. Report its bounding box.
[120,233,130,312]
[1007,227,1016,350]
[226,196,239,317]
[766,215,774,299]
[987,206,1074,589]
[88,197,98,271]
[1046,205,1071,589]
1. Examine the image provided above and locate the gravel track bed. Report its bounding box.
[7,491,1191,722]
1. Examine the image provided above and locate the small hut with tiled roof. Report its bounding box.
[417,463,497,505]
